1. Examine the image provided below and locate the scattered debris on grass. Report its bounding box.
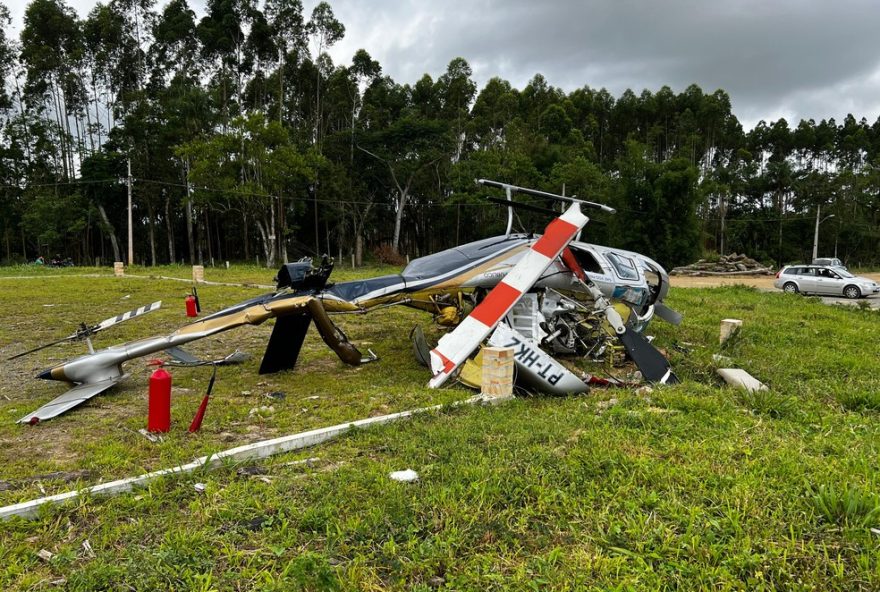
[389,469,419,482]
[0,469,95,491]
[136,428,163,443]
[717,368,768,393]
[37,549,54,562]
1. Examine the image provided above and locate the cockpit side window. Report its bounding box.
[572,248,604,274]
[606,252,640,280]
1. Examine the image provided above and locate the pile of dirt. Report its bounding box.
[671,253,774,276]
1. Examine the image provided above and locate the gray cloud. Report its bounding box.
[6,0,880,127]
[323,0,880,127]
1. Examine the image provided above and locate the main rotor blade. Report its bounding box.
[93,301,162,333]
[428,202,589,388]
[477,179,616,213]
[7,301,162,361]
[7,335,77,360]
[486,196,559,217]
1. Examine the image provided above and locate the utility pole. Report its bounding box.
[812,204,835,262]
[127,158,134,266]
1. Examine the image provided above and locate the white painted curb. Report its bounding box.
[1,396,485,521]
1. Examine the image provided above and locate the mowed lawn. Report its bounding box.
[0,265,878,591]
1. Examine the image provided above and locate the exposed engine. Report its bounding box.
[504,289,616,361]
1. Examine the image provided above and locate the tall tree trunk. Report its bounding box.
[243,211,249,261]
[278,194,288,264]
[392,187,409,254]
[255,214,276,268]
[184,161,196,263]
[165,195,175,263]
[204,210,213,265]
[215,214,223,262]
[147,201,157,266]
[97,204,122,262]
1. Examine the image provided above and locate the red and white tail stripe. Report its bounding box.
[428,204,589,388]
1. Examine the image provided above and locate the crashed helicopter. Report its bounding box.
[12,179,681,424]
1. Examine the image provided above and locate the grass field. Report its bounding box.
[0,265,878,590]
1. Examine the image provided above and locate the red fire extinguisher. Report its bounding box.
[148,366,172,432]
[184,293,198,317]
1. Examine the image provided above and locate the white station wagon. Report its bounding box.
[774,265,880,299]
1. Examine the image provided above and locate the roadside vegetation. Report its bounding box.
[0,270,878,590]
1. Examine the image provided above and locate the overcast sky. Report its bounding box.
[6,0,880,129]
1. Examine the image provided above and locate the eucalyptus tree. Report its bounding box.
[0,3,14,113]
[263,0,305,123]
[197,0,256,128]
[178,113,320,267]
[305,1,344,147]
[436,57,476,160]
[20,0,83,179]
[150,0,207,263]
[357,109,453,254]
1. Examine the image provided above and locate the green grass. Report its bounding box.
[0,272,878,590]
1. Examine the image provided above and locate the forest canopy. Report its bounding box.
[1,0,879,270]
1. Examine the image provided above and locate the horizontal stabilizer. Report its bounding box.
[17,375,128,424]
[164,346,200,364]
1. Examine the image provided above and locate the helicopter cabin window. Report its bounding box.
[606,252,639,280]
[571,249,604,274]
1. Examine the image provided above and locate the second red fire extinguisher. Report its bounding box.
[148,366,172,432]
[184,294,197,317]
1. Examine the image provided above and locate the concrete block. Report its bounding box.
[720,318,742,344]
[114,261,124,277]
[717,368,767,393]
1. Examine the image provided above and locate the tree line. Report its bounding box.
[1,0,879,270]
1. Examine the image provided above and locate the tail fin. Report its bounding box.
[258,314,311,374]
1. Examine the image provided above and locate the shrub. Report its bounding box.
[372,243,406,266]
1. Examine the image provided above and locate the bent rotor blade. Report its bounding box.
[428,202,589,388]
[618,330,679,384]
[93,301,162,333]
[17,375,128,424]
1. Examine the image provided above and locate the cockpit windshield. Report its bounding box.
[606,252,639,280]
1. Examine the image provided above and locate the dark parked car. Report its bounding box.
[811,257,845,269]
[774,265,879,299]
